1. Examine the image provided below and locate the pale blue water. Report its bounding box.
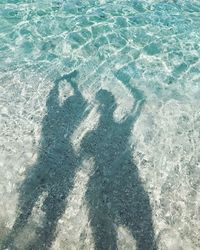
[0,1,200,249]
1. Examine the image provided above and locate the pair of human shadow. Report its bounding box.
[3,70,156,250]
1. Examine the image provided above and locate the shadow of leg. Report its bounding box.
[2,178,40,249]
[119,185,156,250]
[86,179,118,250]
[27,189,67,250]
[89,208,117,250]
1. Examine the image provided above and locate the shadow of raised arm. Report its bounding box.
[46,70,79,113]
[56,70,80,94]
[46,79,60,113]
[124,83,146,126]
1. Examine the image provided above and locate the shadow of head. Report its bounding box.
[55,70,79,86]
[96,89,117,114]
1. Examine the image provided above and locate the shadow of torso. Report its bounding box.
[81,116,141,215]
[35,94,86,187]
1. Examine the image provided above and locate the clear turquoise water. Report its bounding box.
[0,1,200,249]
[0,1,199,94]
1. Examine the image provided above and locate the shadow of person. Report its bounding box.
[3,70,88,250]
[80,88,156,250]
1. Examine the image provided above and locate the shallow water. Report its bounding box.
[0,1,200,249]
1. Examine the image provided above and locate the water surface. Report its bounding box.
[0,1,200,249]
